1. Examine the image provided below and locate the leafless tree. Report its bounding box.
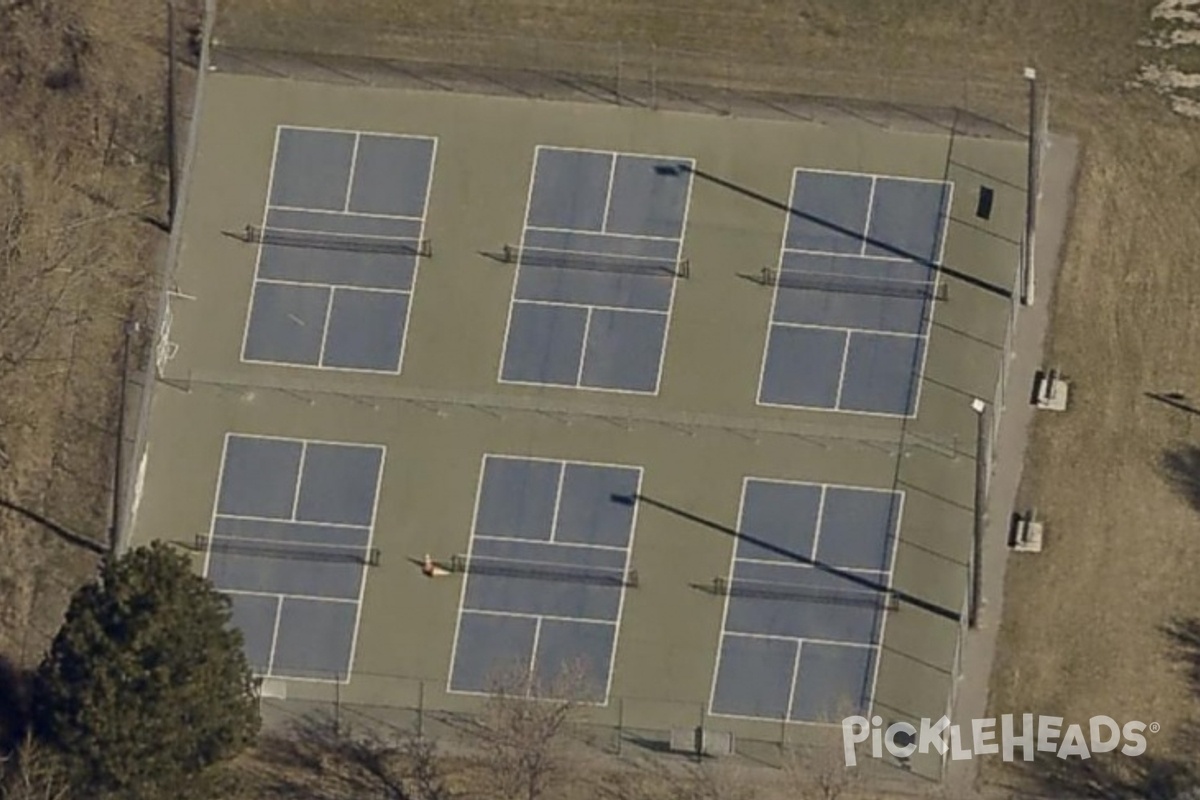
[0,735,71,800]
[472,660,593,800]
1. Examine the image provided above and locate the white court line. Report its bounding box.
[224,588,360,605]
[269,204,425,223]
[239,126,284,366]
[500,372,659,397]
[574,306,594,388]
[724,631,880,650]
[222,431,388,452]
[216,512,370,533]
[908,180,955,419]
[202,433,234,580]
[808,487,828,563]
[527,616,544,693]
[707,478,751,717]
[793,165,951,185]
[600,153,618,233]
[396,135,439,378]
[784,640,803,724]
[514,298,668,317]
[832,330,853,409]
[603,464,643,705]
[446,453,495,694]
[315,287,337,368]
[253,277,410,297]
[265,594,285,677]
[472,534,628,553]
[340,444,387,684]
[525,224,680,243]
[732,557,891,577]
[243,350,404,376]
[650,156,696,397]
[547,462,567,542]
[866,490,906,719]
[278,124,436,143]
[206,532,371,553]
[256,224,424,243]
[859,176,878,256]
[288,442,308,521]
[495,147,543,386]
[463,608,618,627]
[754,169,799,406]
[342,132,361,213]
[782,246,919,264]
[538,142,695,165]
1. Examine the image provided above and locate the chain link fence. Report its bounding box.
[209,17,1028,139]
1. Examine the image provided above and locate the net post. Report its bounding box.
[676,259,690,279]
[450,554,466,573]
[502,243,516,263]
[419,238,433,258]
[760,266,774,286]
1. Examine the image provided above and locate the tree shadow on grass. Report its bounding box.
[1161,444,1200,513]
[0,655,31,754]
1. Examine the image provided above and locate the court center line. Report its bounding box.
[600,153,618,233]
[289,442,308,521]
[472,534,629,553]
[265,594,285,677]
[342,133,361,213]
[255,277,412,297]
[512,297,668,317]
[548,462,566,543]
[809,487,828,563]
[833,331,852,409]
[525,224,680,243]
[527,617,544,690]
[860,176,878,256]
[270,203,424,223]
[316,287,337,368]
[574,307,594,388]
[462,608,618,627]
[784,640,803,723]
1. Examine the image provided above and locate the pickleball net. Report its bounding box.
[761,267,946,301]
[195,534,381,566]
[450,554,638,588]
[503,244,689,279]
[713,576,898,609]
[244,225,432,257]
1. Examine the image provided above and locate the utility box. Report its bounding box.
[1034,369,1070,411]
[1010,511,1044,553]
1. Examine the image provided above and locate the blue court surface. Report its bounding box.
[500,146,694,394]
[242,126,437,373]
[709,478,902,724]
[204,434,384,681]
[758,169,952,416]
[448,455,642,701]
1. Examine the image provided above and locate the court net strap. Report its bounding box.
[503,244,689,279]
[450,554,638,588]
[713,576,897,609]
[244,225,432,257]
[761,267,946,300]
[195,534,381,566]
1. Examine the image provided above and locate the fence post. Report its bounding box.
[1021,67,1040,306]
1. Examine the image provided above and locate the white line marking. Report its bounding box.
[472,534,627,553]
[341,445,385,684]
[866,490,905,719]
[528,616,544,692]
[496,147,543,385]
[499,373,659,397]
[256,224,423,243]
[603,463,643,704]
[513,297,668,317]
[793,165,950,185]
[215,512,370,533]
[289,442,307,521]
[908,180,955,419]
[397,135,438,377]
[222,589,360,605]
[202,433,233,580]
[268,204,425,223]
[575,307,594,388]
[462,608,618,627]
[446,453,494,694]
[526,224,680,243]
[782,247,918,264]
[600,153,618,233]
[239,126,284,365]
[343,132,361,213]
[832,330,852,409]
[860,176,877,256]
[707,477,750,715]
[651,156,696,396]
[548,462,566,542]
[253,278,410,296]
[724,631,880,650]
[755,169,799,405]
[809,487,828,562]
[784,640,803,723]
[732,556,890,576]
[265,594,285,677]
[316,287,337,368]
